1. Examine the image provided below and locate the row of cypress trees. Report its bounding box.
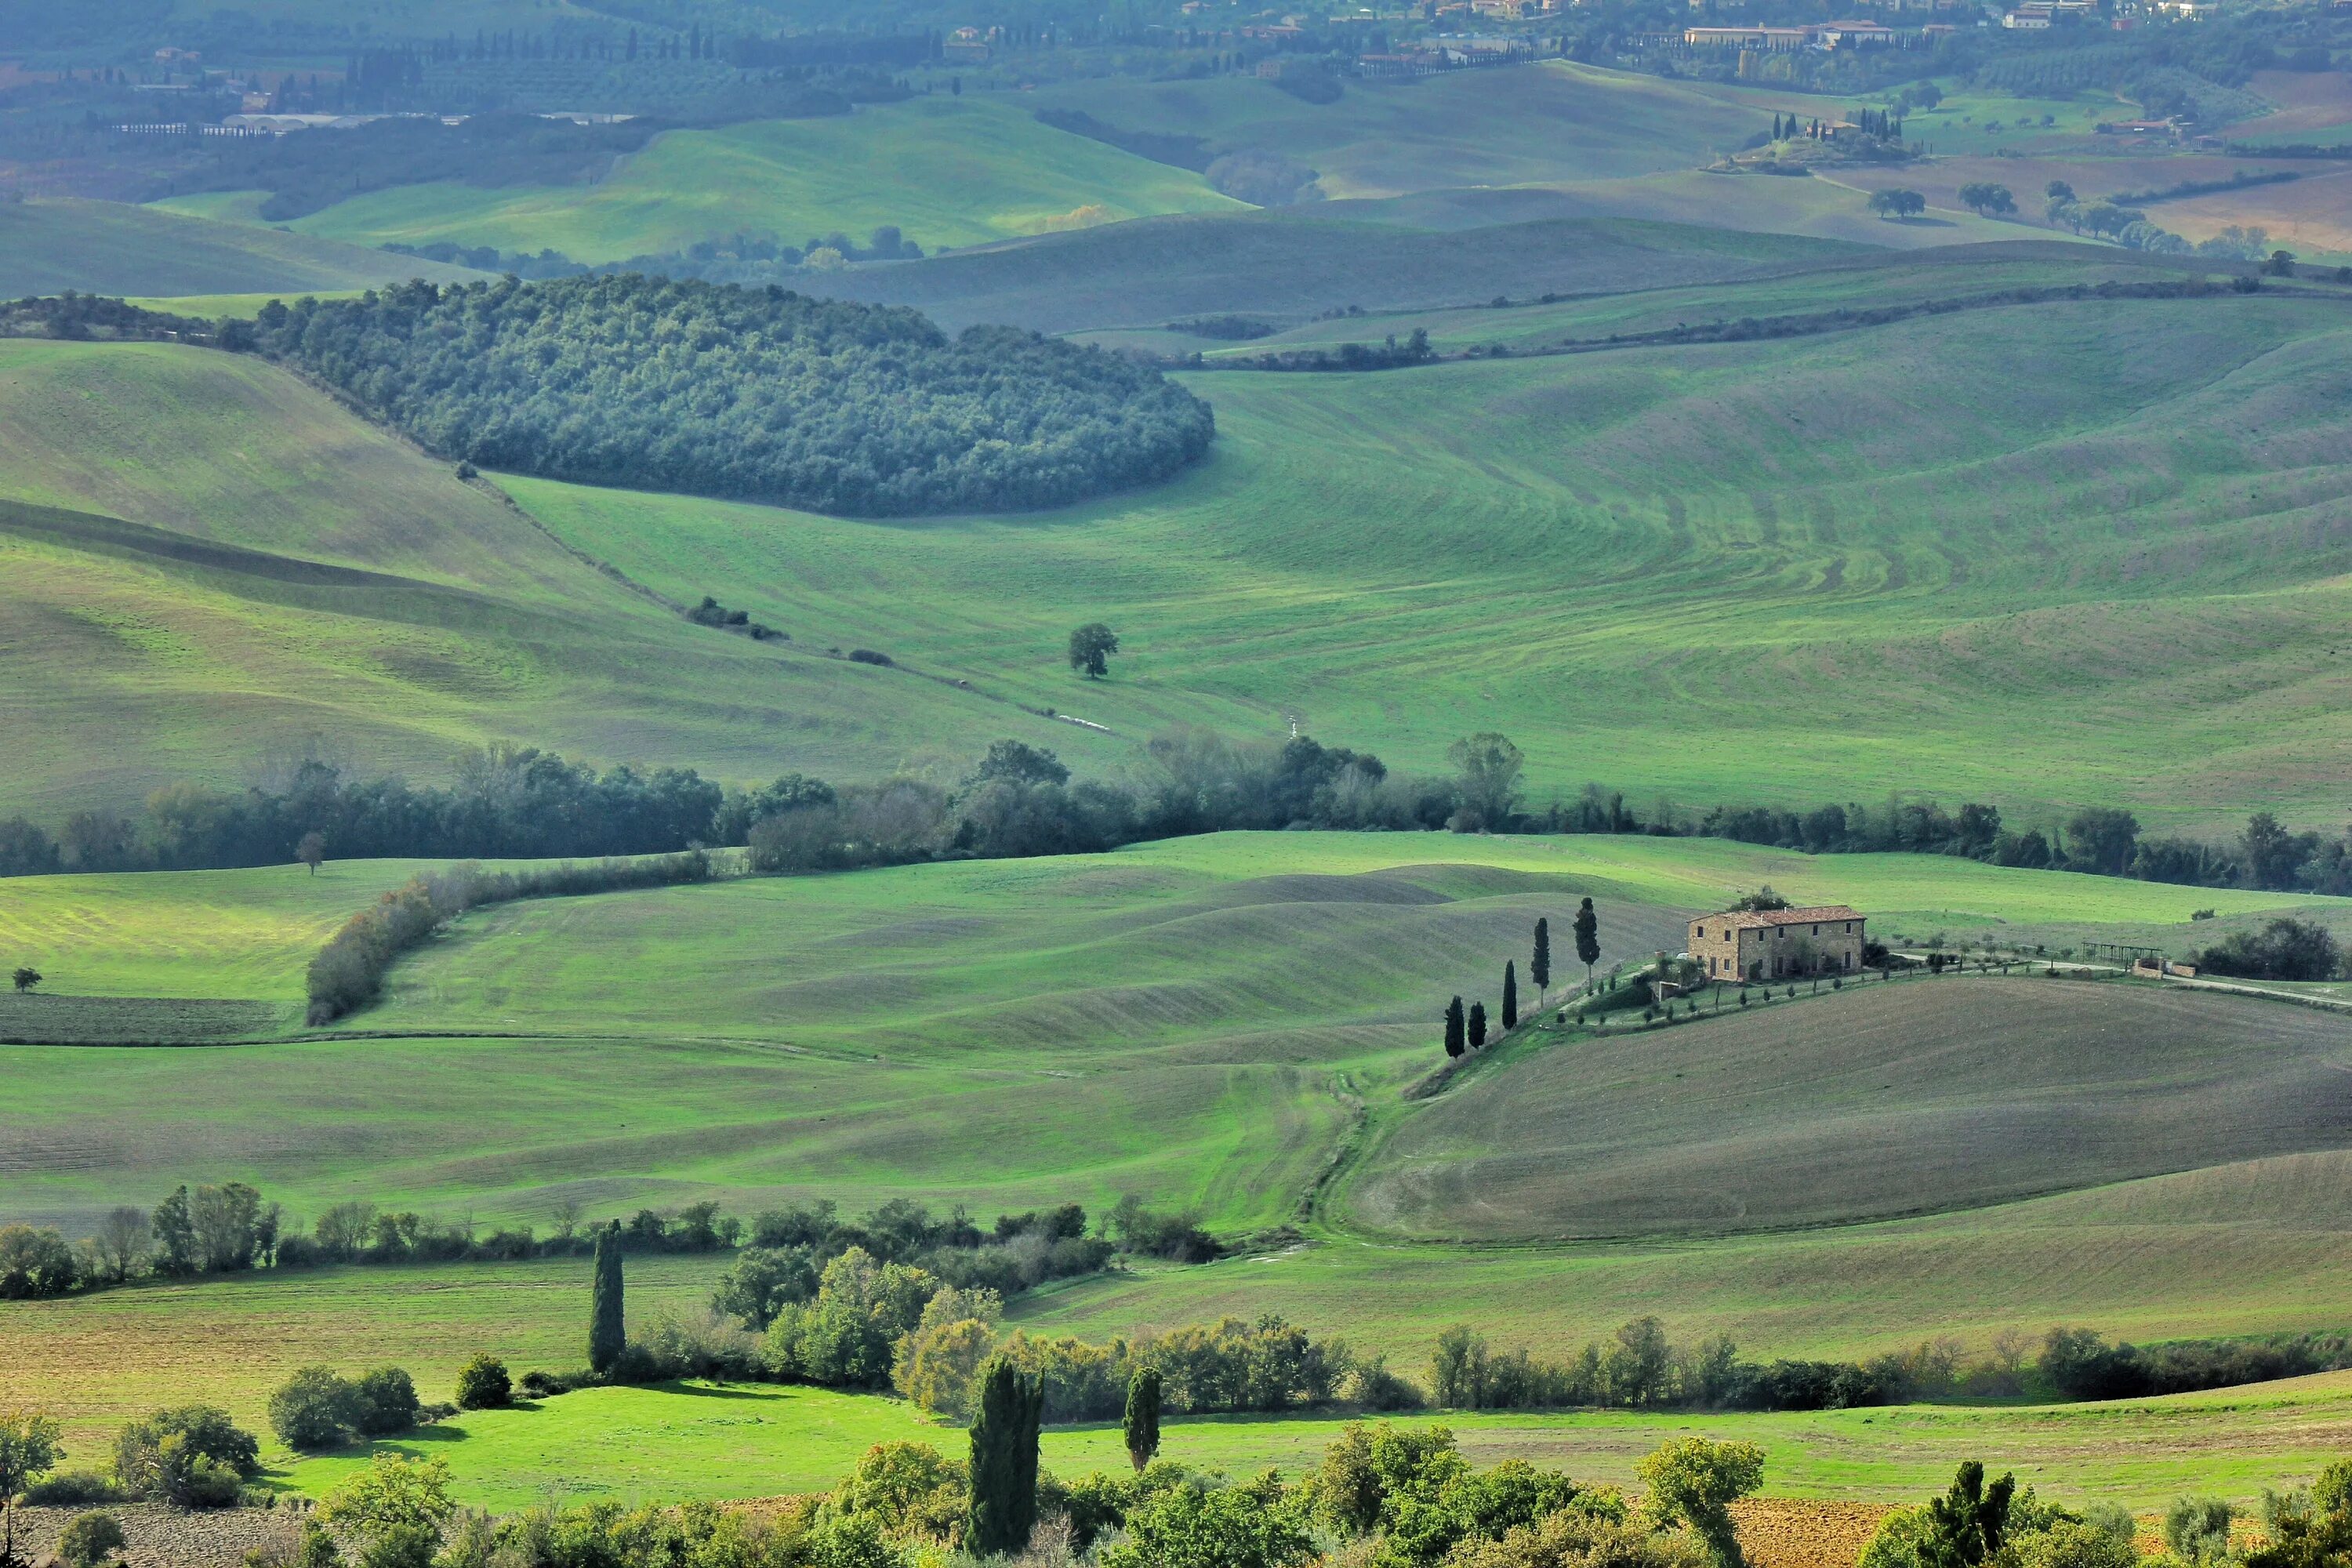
[1443,899,1602,1058]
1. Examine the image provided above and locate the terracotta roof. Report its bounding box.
[1693,905,1863,930]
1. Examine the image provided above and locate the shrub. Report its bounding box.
[114,1405,262,1504]
[350,1368,421,1435]
[56,1511,127,1567]
[454,1355,511,1410]
[268,1367,361,1450]
[848,648,895,666]
[24,1468,127,1505]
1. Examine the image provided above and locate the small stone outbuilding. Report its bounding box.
[1687,905,1866,982]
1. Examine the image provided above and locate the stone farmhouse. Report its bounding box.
[1687,905,1866,982]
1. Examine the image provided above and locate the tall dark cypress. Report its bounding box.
[589,1221,625,1374]
[1444,996,1465,1058]
[1123,1367,1163,1473]
[1532,917,1551,1005]
[967,1357,1044,1555]
[1573,897,1600,992]
[1468,1000,1488,1050]
[1502,961,1519,1030]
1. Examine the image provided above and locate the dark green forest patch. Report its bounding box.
[242,274,1216,517]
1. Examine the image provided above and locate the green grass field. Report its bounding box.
[263,1374,2352,1512]
[507,277,2352,832]
[0,198,483,299]
[157,98,1244,262]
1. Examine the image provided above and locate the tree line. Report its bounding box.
[229,274,1216,517]
[5,728,2339,920]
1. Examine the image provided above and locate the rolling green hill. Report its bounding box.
[1343,979,2352,1240]
[2,833,2330,1235]
[156,97,1246,262]
[0,338,1117,820]
[0,198,485,299]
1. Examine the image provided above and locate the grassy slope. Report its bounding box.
[1345,978,2352,1239]
[0,339,1115,818]
[159,98,1243,262]
[512,279,2352,830]
[0,198,483,299]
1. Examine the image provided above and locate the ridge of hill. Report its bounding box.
[802,209,1871,333]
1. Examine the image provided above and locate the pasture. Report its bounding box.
[266,1373,2352,1512]
[158,98,1244,262]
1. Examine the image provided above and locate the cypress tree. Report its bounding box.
[1573,897,1600,992]
[1532,917,1552,1006]
[1502,960,1519,1029]
[589,1221,625,1375]
[1468,1000,1487,1050]
[967,1356,1044,1555]
[1123,1367,1163,1473]
[1444,996,1465,1058]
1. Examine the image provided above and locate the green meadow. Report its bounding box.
[267,1374,2352,1512]
[158,98,1244,262]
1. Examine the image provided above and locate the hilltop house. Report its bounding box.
[1688,905,1866,981]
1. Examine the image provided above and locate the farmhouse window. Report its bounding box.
[1811,925,1820,935]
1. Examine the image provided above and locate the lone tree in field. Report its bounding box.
[0,1408,63,1567]
[966,1356,1044,1555]
[589,1221,625,1375]
[10,967,37,994]
[1067,622,1120,680]
[1532,918,1550,1008]
[1443,996,1465,1058]
[1573,897,1600,991]
[1123,1367,1162,1473]
[1867,188,1926,221]
[1467,1000,1488,1050]
[296,831,327,876]
[1502,961,1518,1030]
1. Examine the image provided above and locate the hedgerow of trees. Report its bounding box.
[234,274,1216,517]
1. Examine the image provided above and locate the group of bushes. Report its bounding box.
[382,222,929,283]
[20,1403,267,1512]
[304,851,713,1022]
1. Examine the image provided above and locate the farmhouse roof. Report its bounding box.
[1702,904,1864,929]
